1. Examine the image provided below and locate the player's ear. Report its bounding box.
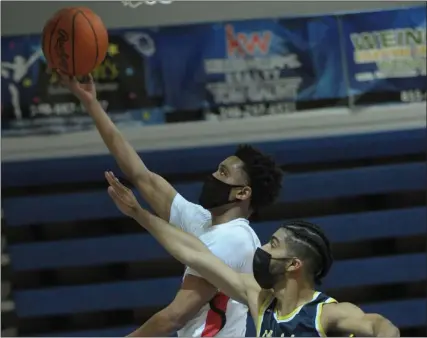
[286,258,302,272]
[236,186,252,201]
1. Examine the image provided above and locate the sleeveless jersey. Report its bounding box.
[256,291,337,337]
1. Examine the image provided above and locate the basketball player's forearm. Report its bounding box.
[134,206,210,261]
[84,99,149,179]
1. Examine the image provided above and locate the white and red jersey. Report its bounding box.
[169,193,261,337]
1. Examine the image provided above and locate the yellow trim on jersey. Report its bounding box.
[315,297,338,337]
[275,291,321,321]
[256,294,275,337]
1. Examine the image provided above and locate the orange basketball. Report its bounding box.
[42,7,109,76]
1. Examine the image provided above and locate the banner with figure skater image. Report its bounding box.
[1,29,165,137]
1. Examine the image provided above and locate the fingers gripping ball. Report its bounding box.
[42,7,109,76]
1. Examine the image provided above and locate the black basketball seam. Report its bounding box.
[79,10,99,71]
[71,11,79,76]
[48,17,62,66]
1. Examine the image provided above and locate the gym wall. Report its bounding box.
[1,0,419,35]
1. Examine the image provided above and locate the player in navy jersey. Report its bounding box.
[105,173,400,337]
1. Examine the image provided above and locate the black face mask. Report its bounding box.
[198,175,244,210]
[252,247,291,290]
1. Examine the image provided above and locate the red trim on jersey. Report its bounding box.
[201,292,230,337]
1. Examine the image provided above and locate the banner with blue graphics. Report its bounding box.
[156,16,347,121]
[1,29,165,136]
[340,6,427,105]
[2,6,425,135]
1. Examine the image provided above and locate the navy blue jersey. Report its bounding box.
[256,291,337,337]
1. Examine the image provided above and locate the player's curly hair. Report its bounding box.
[234,144,283,211]
[281,220,334,285]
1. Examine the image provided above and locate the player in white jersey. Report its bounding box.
[170,192,261,337]
[59,73,283,337]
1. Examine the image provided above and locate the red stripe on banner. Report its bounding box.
[201,292,230,337]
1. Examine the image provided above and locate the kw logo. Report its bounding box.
[225,24,272,57]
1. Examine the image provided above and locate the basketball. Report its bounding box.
[42,7,109,76]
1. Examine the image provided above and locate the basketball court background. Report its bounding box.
[1,1,426,337]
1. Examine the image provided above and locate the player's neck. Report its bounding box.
[210,205,249,225]
[274,279,315,317]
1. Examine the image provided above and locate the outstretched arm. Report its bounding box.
[322,302,400,337]
[58,73,176,221]
[105,171,259,305]
[85,99,177,221]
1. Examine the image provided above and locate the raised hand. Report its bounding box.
[57,70,97,105]
[105,171,140,218]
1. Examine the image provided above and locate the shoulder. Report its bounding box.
[172,193,211,216]
[231,220,260,244]
[215,220,260,250]
[206,221,258,248]
[321,302,365,327]
[203,221,259,270]
[323,302,363,316]
[169,193,211,231]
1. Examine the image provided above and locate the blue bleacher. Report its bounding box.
[2,128,425,188]
[13,253,427,317]
[3,163,425,226]
[8,207,426,270]
[2,128,426,336]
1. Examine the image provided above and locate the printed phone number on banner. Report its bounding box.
[29,100,109,117]
[400,89,427,103]
[205,101,297,121]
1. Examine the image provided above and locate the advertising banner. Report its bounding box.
[340,6,427,105]
[1,29,164,136]
[157,16,347,122]
[2,6,424,136]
